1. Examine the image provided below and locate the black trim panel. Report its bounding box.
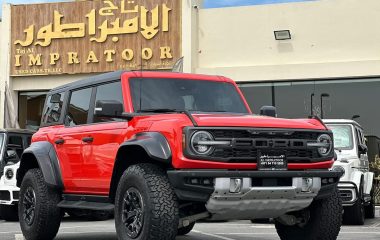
[17,141,63,189]
[120,132,172,163]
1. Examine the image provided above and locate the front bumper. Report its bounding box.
[167,170,342,220]
[0,186,19,205]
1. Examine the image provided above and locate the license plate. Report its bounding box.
[258,152,287,171]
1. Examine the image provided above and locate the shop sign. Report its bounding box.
[10,0,181,76]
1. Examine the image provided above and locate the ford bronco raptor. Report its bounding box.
[0,129,33,221]
[17,71,343,240]
[324,119,375,225]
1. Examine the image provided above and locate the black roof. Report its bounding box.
[50,70,125,94]
[0,128,35,135]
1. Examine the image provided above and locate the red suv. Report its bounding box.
[17,71,343,240]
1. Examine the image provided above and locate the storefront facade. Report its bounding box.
[0,0,196,130]
[1,0,380,137]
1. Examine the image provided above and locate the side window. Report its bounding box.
[42,92,64,125]
[66,88,92,126]
[93,81,124,123]
[7,135,24,158]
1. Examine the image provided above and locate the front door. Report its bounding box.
[79,81,127,195]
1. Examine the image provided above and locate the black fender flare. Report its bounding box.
[17,141,63,189]
[119,132,172,163]
[109,132,172,201]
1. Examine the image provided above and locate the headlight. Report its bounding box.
[191,131,214,155]
[332,165,345,178]
[317,134,333,157]
[5,169,14,180]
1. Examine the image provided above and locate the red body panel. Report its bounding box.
[32,71,333,196]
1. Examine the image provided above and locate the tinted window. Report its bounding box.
[42,92,64,125]
[66,88,92,126]
[7,135,24,158]
[129,78,248,113]
[93,81,124,123]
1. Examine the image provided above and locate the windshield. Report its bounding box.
[327,124,354,150]
[129,78,249,114]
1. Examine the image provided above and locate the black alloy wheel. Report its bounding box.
[23,187,36,226]
[122,187,144,239]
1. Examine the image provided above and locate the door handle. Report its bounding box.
[55,139,64,145]
[82,137,94,143]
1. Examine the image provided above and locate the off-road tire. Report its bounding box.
[0,204,19,221]
[177,222,195,236]
[275,186,342,240]
[343,184,365,225]
[115,163,179,240]
[364,187,375,219]
[19,169,62,240]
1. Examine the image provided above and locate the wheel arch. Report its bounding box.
[16,141,63,190]
[350,171,364,192]
[109,132,172,202]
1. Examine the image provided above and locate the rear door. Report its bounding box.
[79,80,128,194]
[54,87,93,193]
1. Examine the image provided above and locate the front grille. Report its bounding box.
[185,127,333,163]
[210,129,319,140]
[0,190,11,201]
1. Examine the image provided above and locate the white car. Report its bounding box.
[324,119,375,225]
[0,129,34,221]
[0,162,20,221]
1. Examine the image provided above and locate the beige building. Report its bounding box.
[1,0,380,136]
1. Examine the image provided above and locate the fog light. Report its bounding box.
[190,178,199,185]
[229,178,242,193]
[202,178,212,185]
[301,178,313,192]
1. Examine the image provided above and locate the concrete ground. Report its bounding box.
[0,208,379,240]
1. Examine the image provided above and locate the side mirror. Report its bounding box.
[50,93,61,103]
[260,106,277,117]
[358,144,368,154]
[94,100,124,118]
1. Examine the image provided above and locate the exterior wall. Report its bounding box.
[0,4,11,128]
[196,0,380,81]
[0,1,199,128]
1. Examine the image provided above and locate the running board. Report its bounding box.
[57,194,114,211]
[58,200,114,211]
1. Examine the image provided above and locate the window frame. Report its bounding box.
[40,91,67,127]
[64,86,96,127]
[91,80,125,125]
[63,79,123,127]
